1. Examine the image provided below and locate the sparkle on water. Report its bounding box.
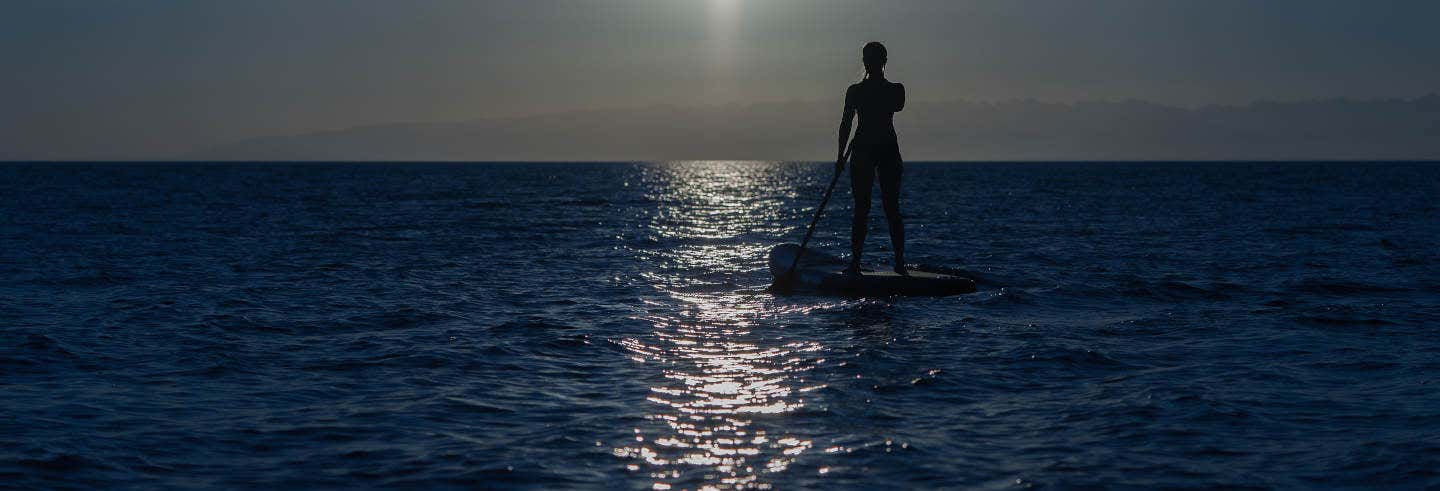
[613,162,846,489]
[8,161,1435,489]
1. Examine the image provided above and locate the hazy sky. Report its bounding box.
[4,0,1439,159]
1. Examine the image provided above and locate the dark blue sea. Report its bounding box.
[2,161,1438,489]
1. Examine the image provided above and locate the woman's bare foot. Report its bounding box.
[843,262,862,275]
[893,264,909,276]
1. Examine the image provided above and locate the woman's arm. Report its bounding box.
[894,83,906,112]
[838,86,856,168]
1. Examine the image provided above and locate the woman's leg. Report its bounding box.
[848,149,875,271]
[876,151,905,273]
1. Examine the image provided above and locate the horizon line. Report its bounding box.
[6,159,1440,165]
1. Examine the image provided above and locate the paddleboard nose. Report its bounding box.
[768,243,802,277]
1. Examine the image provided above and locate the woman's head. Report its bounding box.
[862,41,887,77]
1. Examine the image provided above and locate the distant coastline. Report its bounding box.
[186,94,1440,162]
[8,95,1439,162]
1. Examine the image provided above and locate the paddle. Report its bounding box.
[774,146,852,292]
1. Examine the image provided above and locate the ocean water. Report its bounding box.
[2,161,1438,489]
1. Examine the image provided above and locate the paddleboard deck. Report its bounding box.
[768,243,977,297]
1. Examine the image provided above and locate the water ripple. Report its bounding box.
[1,162,1438,488]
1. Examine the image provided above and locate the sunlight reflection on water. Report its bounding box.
[613,162,840,490]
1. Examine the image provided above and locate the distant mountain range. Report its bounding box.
[185,95,1440,161]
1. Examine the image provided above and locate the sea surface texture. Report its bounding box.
[2,162,1438,489]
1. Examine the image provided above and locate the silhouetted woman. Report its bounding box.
[838,41,906,274]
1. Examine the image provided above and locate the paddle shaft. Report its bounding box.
[780,147,852,284]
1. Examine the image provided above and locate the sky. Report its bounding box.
[3,0,1439,159]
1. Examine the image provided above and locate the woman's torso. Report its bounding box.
[847,78,905,147]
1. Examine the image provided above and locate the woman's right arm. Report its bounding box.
[838,86,856,169]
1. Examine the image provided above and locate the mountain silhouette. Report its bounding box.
[184,95,1440,161]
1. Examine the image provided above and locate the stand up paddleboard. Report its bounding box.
[769,243,976,297]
